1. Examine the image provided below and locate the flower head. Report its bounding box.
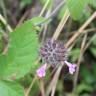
[39,39,68,67]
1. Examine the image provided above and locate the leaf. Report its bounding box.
[89,0,96,8]
[89,34,96,57]
[76,83,93,94]
[90,47,96,57]
[0,19,39,79]
[67,0,89,20]
[92,63,96,77]
[81,65,95,84]
[69,48,80,62]
[20,0,32,8]
[0,80,24,96]
[91,34,96,45]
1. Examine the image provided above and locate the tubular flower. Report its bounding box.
[64,61,77,74]
[36,63,47,78]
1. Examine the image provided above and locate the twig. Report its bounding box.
[66,28,96,35]
[46,65,63,96]
[40,79,45,96]
[17,8,32,27]
[47,0,66,19]
[65,11,96,48]
[73,33,88,92]
[39,0,50,17]
[35,0,66,26]
[52,9,70,40]
[42,10,51,42]
[25,57,40,96]
[51,65,62,96]
[0,14,12,32]
[83,33,96,51]
[25,76,37,96]
[0,0,8,22]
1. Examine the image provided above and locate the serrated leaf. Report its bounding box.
[67,0,89,20]
[0,19,39,79]
[0,80,24,96]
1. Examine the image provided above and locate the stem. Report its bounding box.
[0,14,12,32]
[52,9,70,40]
[46,65,63,96]
[25,76,37,96]
[39,0,50,17]
[73,33,87,92]
[47,0,66,19]
[83,33,96,51]
[42,10,51,42]
[40,79,45,96]
[0,0,7,22]
[51,65,62,96]
[65,11,96,48]
[35,0,66,26]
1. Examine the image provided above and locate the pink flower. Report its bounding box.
[36,63,47,78]
[64,61,77,74]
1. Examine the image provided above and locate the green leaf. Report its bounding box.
[0,80,24,96]
[92,63,96,77]
[20,0,32,8]
[81,65,95,84]
[89,0,96,8]
[69,48,80,62]
[67,0,89,20]
[90,47,96,57]
[0,19,39,79]
[76,83,93,94]
[89,34,96,57]
[91,34,96,45]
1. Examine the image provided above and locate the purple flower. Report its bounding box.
[36,63,47,78]
[36,39,77,77]
[39,39,68,67]
[64,61,77,74]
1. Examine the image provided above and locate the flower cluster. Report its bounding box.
[36,39,77,78]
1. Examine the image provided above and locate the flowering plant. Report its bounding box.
[36,39,77,78]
